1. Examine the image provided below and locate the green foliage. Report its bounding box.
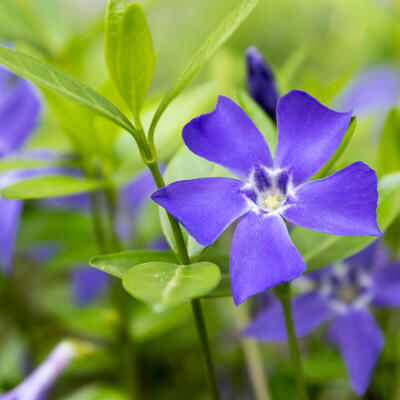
[105,1,155,121]
[378,108,400,176]
[0,46,135,134]
[1,175,102,199]
[148,0,260,145]
[312,116,357,180]
[236,89,277,152]
[90,250,178,279]
[122,261,221,312]
[293,172,400,271]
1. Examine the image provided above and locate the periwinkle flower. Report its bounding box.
[0,341,75,400]
[244,243,399,395]
[152,91,381,305]
[246,47,279,121]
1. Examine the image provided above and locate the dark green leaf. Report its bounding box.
[0,46,135,134]
[122,261,221,312]
[2,175,102,199]
[89,250,178,279]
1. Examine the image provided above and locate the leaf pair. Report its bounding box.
[90,250,221,312]
[105,0,155,123]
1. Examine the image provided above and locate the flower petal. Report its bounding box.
[246,47,279,121]
[230,212,305,305]
[329,309,384,396]
[151,177,250,246]
[274,90,352,185]
[182,96,273,180]
[371,262,400,307]
[243,291,333,342]
[282,162,381,236]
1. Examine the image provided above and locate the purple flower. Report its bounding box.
[151,91,381,305]
[0,341,75,400]
[244,243,399,395]
[246,47,279,121]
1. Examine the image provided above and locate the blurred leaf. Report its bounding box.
[2,175,102,199]
[293,172,400,271]
[312,116,357,180]
[199,254,231,298]
[160,146,231,258]
[105,1,155,119]
[236,89,277,152]
[148,0,260,144]
[0,46,135,134]
[378,108,400,176]
[122,261,221,312]
[276,47,307,94]
[90,250,177,279]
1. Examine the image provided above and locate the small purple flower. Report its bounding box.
[0,341,75,400]
[246,47,279,121]
[151,91,381,305]
[244,243,400,395]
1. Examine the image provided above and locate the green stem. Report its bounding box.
[274,282,308,400]
[191,299,221,400]
[234,301,272,400]
[145,159,220,399]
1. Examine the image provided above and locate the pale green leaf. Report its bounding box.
[89,250,178,279]
[1,175,102,199]
[0,46,135,134]
[122,261,221,312]
[148,0,260,144]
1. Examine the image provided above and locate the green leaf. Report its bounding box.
[89,250,178,279]
[159,146,232,258]
[236,89,277,152]
[312,116,357,180]
[122,261,221,312]
[0,46,135,134]
[105,1,155,119]
[293,172,400,271]
[148,0,260,144]
[1,175,102,199]
[378,108,400,176]
[199,254,231,298]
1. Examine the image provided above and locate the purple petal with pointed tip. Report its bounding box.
[230,212,306,305]
[371,262,400,307]
[282,162,381,236]
[274,90,352,186]
[244,291,333,342]
[329,309,384,396]
[182,96,273,180]
[246,47,279,121]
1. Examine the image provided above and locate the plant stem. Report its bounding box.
[191,299,221,400]
[234,301,272,400]
[274,282,308,400]
[145,159,221,399]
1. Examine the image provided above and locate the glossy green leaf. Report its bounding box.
[1,175,102,199]
[122,261,221,312]
[293,172,400,271]
[148,0,260,144]
[312,116,357,180]
[105,1,155,118]
[0,46,135,134]
[236,88,277,152]
[159,146,232,258]
[89,250,178,279]
[378,108,400,176]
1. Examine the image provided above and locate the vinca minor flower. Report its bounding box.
[0,341,75,400]
[246,47,279,121]
[244,243,400,395]
[152,91,381,305]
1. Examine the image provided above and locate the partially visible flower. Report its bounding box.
[244,243,400,395]
[246,47,279,122]
[152,91,381,305]
[0,341,75,400]
[335,66,400,117]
